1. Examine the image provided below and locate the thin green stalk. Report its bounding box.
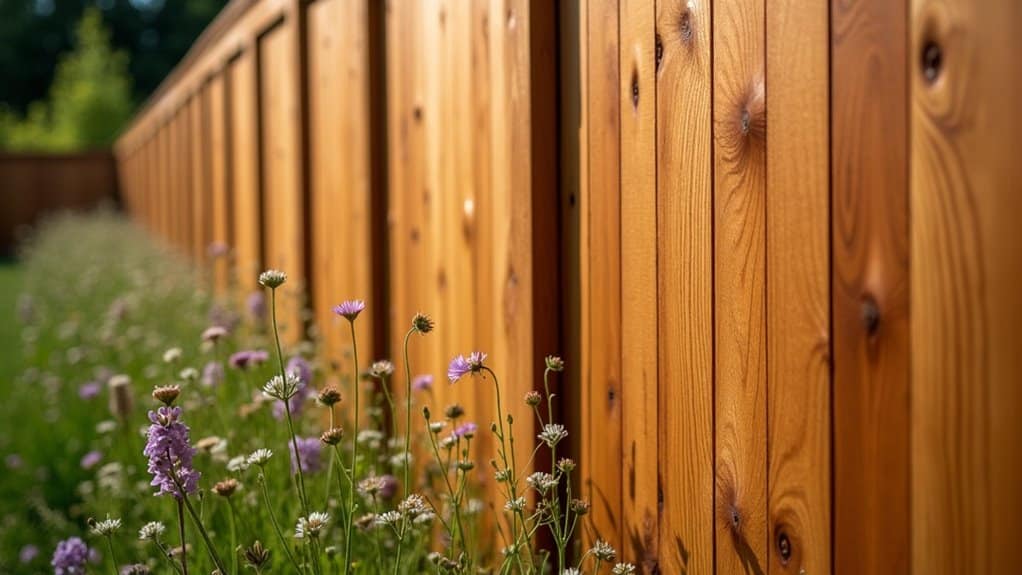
[227,499,239,575]
[270,287,311,516]
[176,497,189,575]
[343,319,360,575]
[104,537,118,575]
[257,473,303,573]
[179,492,229,574]
[154,538,186,575]
[401,327,415,499]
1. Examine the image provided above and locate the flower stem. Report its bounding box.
[258,473,303,573]
[179,492,229,574]
[176,499,189,575]
[343,319,360,575]
[270,287,311,517]
[227,499,239,575]
[154,538,185,575]
[105,536,118,575]
[401,327,415,499]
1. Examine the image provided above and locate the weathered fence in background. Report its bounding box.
[0,152,117,256]
[114,1,1021,574]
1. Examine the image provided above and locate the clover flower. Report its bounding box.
[213,478,239,497]
[333,300,366,321]
[138,521,166,541]
[317,385,342,406]
[545,355,565,372]
[320,427,344,445]
[142,406,200,498]
[538,423,568,447]
[398,494,430,518]
[447,352,487,383]
[289,437,323,475]
[258,269,287,289]
[52,537,89,574]
[358,474,388,498]
[295,512,330,539]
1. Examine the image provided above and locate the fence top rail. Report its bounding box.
[113,0,290,157]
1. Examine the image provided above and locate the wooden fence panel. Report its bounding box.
[208,72,231,290]
[227,49,261,295]
[831,0,910,573]
[910,0,1022,572]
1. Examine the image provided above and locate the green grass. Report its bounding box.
[0,259,24,381]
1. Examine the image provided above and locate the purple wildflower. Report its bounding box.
[51,537,89,575]
[378,474,399,500]
[78,381,101,400]
[202,361,224,387]
[272,357,312,420]
[19,544,39,564]
[80,450,102,470]
[453,422,478,438]
[447,352,487,383]
[332,300,366,321]
[229,350,269,370]
[246,291,266,322]
[412,374,434,392]
[143,406,200,498]
[201,325,229,343]
[289,436,323,475]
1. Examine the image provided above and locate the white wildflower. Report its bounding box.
[611,563,637,575]
[138,521,166,541]
[295,512,330,539]
[247,448,273,467]
[90,517,121,537]
[262,372,302,401]
[538,423,568,447]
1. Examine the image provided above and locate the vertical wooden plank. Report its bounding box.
[655,0,713,572]
[209,72,231,292]
[910,0,1022,573]
[766,1,830,574]
[581,0,623,552]
[228,49,261,294]
[259,20,305,341]
[830,0,910,572]
[619,0,658,569]
[307,0,375,365]
[713,0,767,571]
[190,93,210,262]
[179,104,195,259]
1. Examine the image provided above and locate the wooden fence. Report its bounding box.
[114,1,1021,574]
[0,151,118,256]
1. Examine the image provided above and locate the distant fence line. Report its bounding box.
[0,151,117,256]
[114,1,1021,574]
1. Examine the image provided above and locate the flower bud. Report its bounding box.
[213,478,239,498]
[317,385,342,406]
[412,313,435,334]
[258,269,287,289]
[545,355,565,372]
[320,427,344,445]
[524,391,542,406]
[152,385,180,406]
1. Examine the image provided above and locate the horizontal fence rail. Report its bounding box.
[115,1,1022,574]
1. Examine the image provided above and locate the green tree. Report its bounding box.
[1,8,133,151]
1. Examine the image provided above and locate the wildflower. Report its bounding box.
[525,390,542,406]
[227,455,250,473]
[398,494,430,517]
[121,563,152,574]
[333,299,366,321]
[563,569,581,575]
[494,469,511,483]
[262,372,302,401]
[229,349,269,370]
[19,544,38,564]
[428,421,445,433]
[78,382,101,400]
[375,511,402,527]
[444,404,465,420]
[354,513,378,531]
[243,541,270,569]
[612,563,637,574]
[143,406,200,498]
[558,458,577,473]
[213,478,239,497]
[412,374,433,392]
[246,291,267,322]
[196,436,226,454]
[152,385,180,406]
[357,429,384,446]
[201,326,229,344]
[526,471,558,493]
[178,367,198,382]
[201,361,224,387]
[162,348,182,364]
[447,351,487,383]
[108,375,134,421]
[317,385,342,406]
[453,422,478,439]
[96,420,117,434]
[466,498,485,515]
[591,540,616,562]
[320,427,344,445]
[378,475,399,500]
[138,521,166,541]
[358,474,388,498]
[247,448,273,467]
[504,497,527,512]
[258,269,287,289]
[273,360,310,420]
[538,423,568,447]
[570,498,591,516]
[289,437,323,474]
[545,355,565,372]
[88,516,121,536]
[80,450,102,470]
[412,313,434,333]
[295,512,330,539]
[51,537,89,574]
[369,359,394,378]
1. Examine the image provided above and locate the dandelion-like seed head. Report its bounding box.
[262,372,302,401]
[247,448,273,467]
[152,385,180,406]
[538,423,568,448]
[545,355,565,372]
[369,360,394,379]
[317,385,342,406]
[612,563,637,574]
[258,269,287,289]
[332,299,366,321]
[411,313,435,333]
[295,512,330,539]
[138,521,166,541]
[591,540,617,562]
[447,351,487,383]
[88,516,121,537]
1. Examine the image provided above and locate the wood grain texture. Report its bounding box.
[188,93,208,262]
[619,0,658,570]
[307,0,375,366]
[910,0,1022,572]
[228,49,261,295]
[259,20,305,341]
[655,0,713,572]
[765,1,830,574]
[208,73,231,291]
[830,0,911,572]
[712,0,768,572]
[581,0,623,553]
